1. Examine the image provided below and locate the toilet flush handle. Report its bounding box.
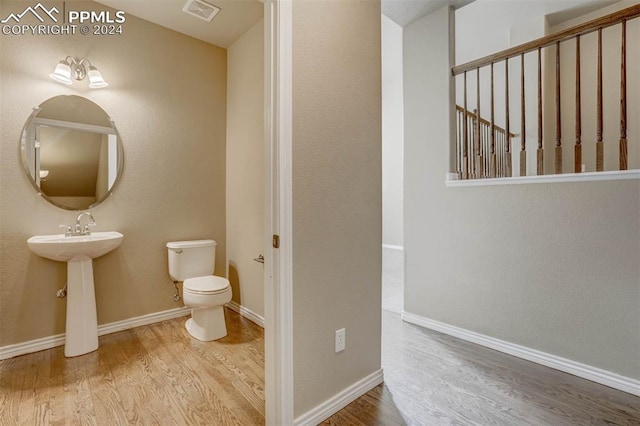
[253,254,264,264]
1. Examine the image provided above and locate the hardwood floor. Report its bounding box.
[3,307,640,425]
[0,308,264,425]
[323,311,640,425]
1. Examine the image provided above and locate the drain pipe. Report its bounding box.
[56,282,67,298]
[173,281,182,302]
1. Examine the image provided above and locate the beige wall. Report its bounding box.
[292,0,382,417]
[226,18,264,318]
[0,0,227,346]
[404,5,640,380]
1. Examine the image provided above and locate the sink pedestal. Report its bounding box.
[27,231,123,358]
[65,256,98,357]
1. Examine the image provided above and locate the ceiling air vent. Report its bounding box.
[182,0,221,22]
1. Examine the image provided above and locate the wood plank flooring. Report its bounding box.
[0,308,264,425]
[323,311,640,425]
[4,307,640,425]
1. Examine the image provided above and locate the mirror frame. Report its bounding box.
[20,95,124,211]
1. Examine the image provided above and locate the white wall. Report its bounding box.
[226,18,265,319]
[455,0,554,130]
[455,0,610,65]
[405,4,640,381]
[382,14,404,248]
[292,0,382,417]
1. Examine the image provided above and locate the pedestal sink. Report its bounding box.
[27,231,123,357]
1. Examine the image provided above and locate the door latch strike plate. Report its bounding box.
[273,234,280,249]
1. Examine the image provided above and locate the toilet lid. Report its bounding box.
[184,276,230,295]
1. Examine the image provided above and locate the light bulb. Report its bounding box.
[88,66,108,89]
[49,60,72,84]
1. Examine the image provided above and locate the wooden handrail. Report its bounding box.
[456,105,515,137]
[452,4,640,75]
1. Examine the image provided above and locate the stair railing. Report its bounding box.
[456,106,515,179]
[452,4,640,179]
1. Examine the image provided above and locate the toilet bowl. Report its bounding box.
[167,240,232,341]
[183,275,232,341]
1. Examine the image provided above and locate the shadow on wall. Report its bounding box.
[228,262,241,307]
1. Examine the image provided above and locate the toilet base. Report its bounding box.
[185,305,227,341]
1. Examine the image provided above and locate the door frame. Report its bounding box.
[264,0,294,424]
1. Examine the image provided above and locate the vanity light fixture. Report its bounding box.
[50,57,109,89]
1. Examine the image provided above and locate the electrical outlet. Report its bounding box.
[335,328,346,353]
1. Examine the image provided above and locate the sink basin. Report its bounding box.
[27,231,123,357]
[27,231,123,262]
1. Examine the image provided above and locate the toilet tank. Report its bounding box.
[166,239,216,281]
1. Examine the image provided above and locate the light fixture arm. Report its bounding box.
[64,57,94,81]
[50,56,108,89]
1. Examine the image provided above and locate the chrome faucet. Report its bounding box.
[75,212,96,235]
[61,212,96,236]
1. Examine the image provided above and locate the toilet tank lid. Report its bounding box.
[166,239,216,249]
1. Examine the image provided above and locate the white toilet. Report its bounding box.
[166,239,232,341]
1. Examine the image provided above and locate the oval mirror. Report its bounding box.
[20,95,124,210]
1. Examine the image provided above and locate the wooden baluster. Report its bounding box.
[520,53,526,176]
[575,36,582,173]
[456,110,461,176]
[596,28,604,171]
[537,47,544,175]
[501,131,505,176]
[460,113,464,174]
[496,130,501,177]
[555,41,562,174]
[500,131,504,177]
[620,20,628,170]
[476,68,483,178]
[498,131,502,177]
[490,62,496,177]
[484,124,489,177]
[463,71,469,179]
[471,113,475,176]
[467,111,473,177]
[471,112,477,177]
[486,125,490,177]
[482,124,486,177]
[505,58,512,177]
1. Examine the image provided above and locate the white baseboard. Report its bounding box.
[402,312,640,397]
[98,307,190,336]
[382,244,404,252]
[0,303,264,361]
[226,301,265,328]
[0,333,66,361]
[0,307,190,360]
[294,369,384,426]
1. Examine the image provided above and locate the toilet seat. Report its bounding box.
[184,276,230,295]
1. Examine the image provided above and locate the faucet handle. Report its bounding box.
[58,224,73,236]
[83,221,97,234]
